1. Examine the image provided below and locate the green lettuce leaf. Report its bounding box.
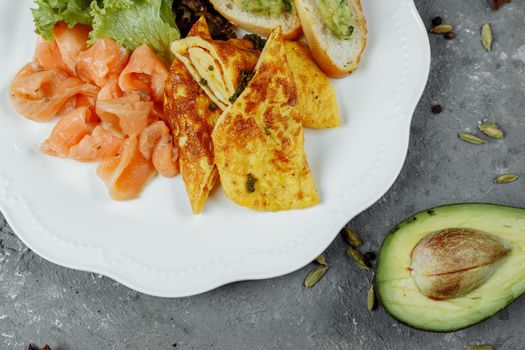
[89,0,180,62]
[32,0,93,40]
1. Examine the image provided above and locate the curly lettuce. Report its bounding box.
[89,0,180,62]
[32,0,93,40]
[31,0,180,62]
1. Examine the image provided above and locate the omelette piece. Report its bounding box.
[163,20,223,214]
[171,22,260,110]
[212,27,320,211]
[284,41,341,129]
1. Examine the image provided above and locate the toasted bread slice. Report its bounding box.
[294,0,367,78]
[210,0,302,40]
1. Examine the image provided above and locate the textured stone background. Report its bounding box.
[1,1,525,349]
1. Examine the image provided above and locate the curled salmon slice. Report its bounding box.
[98,75,123,101]
[76,39,129,87]
[96,93,153,136]
[40,106,95,157]
[10,63,99,122]
[69,125,124,162]
[118,44,168,103]
[138,121,170,159]
[152,133,179,178]
[53,22,90,75]
[97,136,157,200]
[34,36,68,71]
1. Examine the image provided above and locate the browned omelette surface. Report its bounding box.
[163,19,222,214]
[212,27,320,211]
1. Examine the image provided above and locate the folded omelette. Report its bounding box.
[164,18,222,214]
[171,26,260,110]
[212,27,320,211]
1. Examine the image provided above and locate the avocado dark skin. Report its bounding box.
[375,203,525,332]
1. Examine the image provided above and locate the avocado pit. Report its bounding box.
[411,228,511,300]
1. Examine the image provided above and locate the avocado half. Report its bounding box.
[375,203,525,332]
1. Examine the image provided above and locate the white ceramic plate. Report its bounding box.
[0,0,430,297]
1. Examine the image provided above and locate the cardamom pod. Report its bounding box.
[459,132,486,145]
[304,266,328,288]
[314,254,327,266]
[479,122,504,139]
[482,23,493,51]
[367,285,376,311]
[346,247,370,270]
[495,174,519,184]
[430,24,454,34]
[342,227,363,247]
[466,345,493,350]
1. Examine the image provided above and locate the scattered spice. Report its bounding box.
[363,251,376,261]
[304,266,328,288]
[208,102,217,111]
[229,71,255,103]
[208,65,214,71]
[444,31,456,40]
[243,33,267,51]
[430,24,453,34]
[367,285,376,311]
[342,227,363,247]
[479,122,504,139]
[314,254,327,266]
[466,345,493,350]
[172,0,236,40]
[199,78,208,86]
[495,173,519,184]
[346,246,370,270]
[431,16,443,26]
[491,0,511,11]
[481,23,493,51]
[459,132,486,145]
[246,173,258,193]
[431,104,443,114]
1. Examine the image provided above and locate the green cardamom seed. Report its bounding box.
[314,254,327,266]
[367,285,376,312]
[304,266,328,288]
[346,247,370,270]
[342,227,363,247]
[430,24,454,34]
[459,132,486,145]
[482,23,493,51]
[479,122,504,139]
[495,174,519,184]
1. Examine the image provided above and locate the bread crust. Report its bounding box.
[294,0,367,78]
[210,1,303,40]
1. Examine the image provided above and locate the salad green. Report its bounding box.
[32,0,180,62]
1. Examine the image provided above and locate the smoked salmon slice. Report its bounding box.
[139,121,179,177]
[10,63,99,122]
[96,93,153,136]
[69,125,124,162]
[76,39,129,87]
[34,37,68,71]
[53,22,90,75]
[152,133,179,178]
[118,44,168,103]
[97,136,157,200]
[40,106,96,157]
[98,75,123,101]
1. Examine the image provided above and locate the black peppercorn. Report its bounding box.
[444,31,456,40]
[431,16,443,26]
[431,104,443,114]
[364,251,376,261]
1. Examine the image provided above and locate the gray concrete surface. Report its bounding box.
[1,1,525,349]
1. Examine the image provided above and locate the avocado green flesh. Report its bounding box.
[376,203,525,332]
[233,0,292,17]
[319,0,354,40]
